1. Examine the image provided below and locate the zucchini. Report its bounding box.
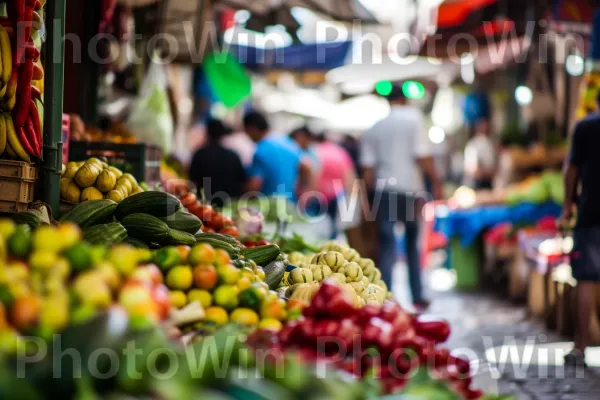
[114,192,181,220]
[11,212,41,229]
[160,210,202,234]
[83,222,128,245]
[195,232,239,247]
[121,213,171,244]
[125,237,149,249]
[164,229,197,246]
[241,245,281,266]
[194,233,241,259]
[59,199,117,228]
[263,260,287,290]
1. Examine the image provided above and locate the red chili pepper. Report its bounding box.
[25,116,40,157]
[30,85,41,100]
[17,125,35,156]
[25,44,39,61]
[14,55,33,127]
[14,0,27,65]
[33,0,41,10]
[23,0,35,42]
[29,100,41,143]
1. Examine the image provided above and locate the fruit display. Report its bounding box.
[282,241,389,307]
[504,170,564,206]
[60,158,145,204]
[249,281,484,398]
[153,241,295,334]
[0,218,171,354]
[0,2,45,163]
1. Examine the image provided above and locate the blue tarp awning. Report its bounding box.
[229,41,352,71]
[435,202,562,246]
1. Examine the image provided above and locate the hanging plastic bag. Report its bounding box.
[126,61,174,153]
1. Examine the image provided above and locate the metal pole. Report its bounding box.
[40,0,66,218]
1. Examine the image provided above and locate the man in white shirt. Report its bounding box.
[361,86,443,310]
[464,119,496,190]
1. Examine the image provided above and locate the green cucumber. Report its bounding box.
[59,199,117,228]
[83,223,128,246]
[241,245,281,266]
[160,210,202,234]
[114,191,181,220]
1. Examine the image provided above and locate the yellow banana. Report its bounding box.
[0,26,12,85]
[0,83,6,99]
[5,114,30,162]
[7,94,15,111]
[5,141,16,158]
[0,112,5,155]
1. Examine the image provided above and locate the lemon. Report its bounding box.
[230,308,259,327]
[63,166,79,179]
[166,266,193,290]
[74,164,101,188]
[56,222,82,250]
[116,178,133,195]
[169,291,187,309]
[122,173,138,187]
[94,261,121,291]
[258,318,283,332]
[204,307,229,326]
[65,181,81,204]
[188,289,212,308]
[108,166,123,179]
[217,264,241,285]
[107,245,139,276]
[213,285,239,311]
[0,219,16,240]
[32,225,61,253]
[29,251,58,273]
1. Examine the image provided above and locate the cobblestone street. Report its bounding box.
[398,267,600,400]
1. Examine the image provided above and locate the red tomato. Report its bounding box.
[198,205,214,223]
[219,227,239,238]
[222,217,234,228]
[186,201,201,215]
[256,239,269,246]
[211,213,224,230]
[202,226,216,233]
[180,193,198,207]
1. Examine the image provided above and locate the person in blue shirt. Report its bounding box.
[288,126,321,173]
[243,112,315,202]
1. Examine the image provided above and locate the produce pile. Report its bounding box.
[282,241,389,307]
[60,158,145,204]
[0,1,45,163]
[505,171,563,206]
[250,281,485,398]
[154,242,296,336]
[0,218,171,354]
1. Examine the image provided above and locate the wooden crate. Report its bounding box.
[0,160,37,213]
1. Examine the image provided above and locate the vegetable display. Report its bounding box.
[0,2,45,162]
[250,281,485,399]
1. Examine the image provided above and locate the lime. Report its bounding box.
[71,304,98,325]
[230,308,259,327]
[188,289,212,308]
[0,219,16,240]
[213,285,239,311]
[166,266,193,290]
[64,242,92,272]
[153,247,183,272]
[7,225,32,259]
[238,286,265,311]
[204,306,229,326]
[169,291,187,309]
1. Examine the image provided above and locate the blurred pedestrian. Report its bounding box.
[562,92,600,367]
[361,85,443,310]
[464,118,496,190]
[289,126,320,172]
[314,133,358,240]
[340,134,361,176]
[243,111,315,202]
[189,119,247,207]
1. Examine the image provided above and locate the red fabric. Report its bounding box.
[437,0,499,29]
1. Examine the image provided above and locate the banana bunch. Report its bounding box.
[0,25,14,109]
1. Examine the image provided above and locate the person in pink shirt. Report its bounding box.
[315,133,357,239]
